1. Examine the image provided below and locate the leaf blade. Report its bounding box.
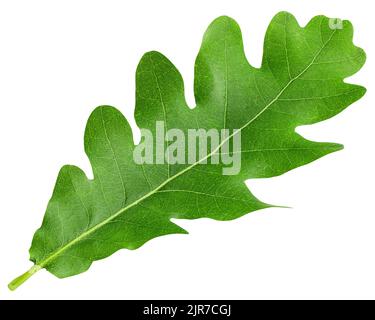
[10,12,366,288]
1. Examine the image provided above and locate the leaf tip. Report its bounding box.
[207,15,241,33]
[334,143,345,152]
[272,11,298,24]
[139,50,168,64]
[324,143,345,154]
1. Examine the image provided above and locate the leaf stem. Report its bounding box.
[8,265,42,291]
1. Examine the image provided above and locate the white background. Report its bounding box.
[0,0,373,300]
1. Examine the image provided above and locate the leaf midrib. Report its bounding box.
[37,28,336,269]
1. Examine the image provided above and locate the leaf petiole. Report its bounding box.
[8,265,42,291]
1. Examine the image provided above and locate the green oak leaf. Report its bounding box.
[9,12,366,290]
